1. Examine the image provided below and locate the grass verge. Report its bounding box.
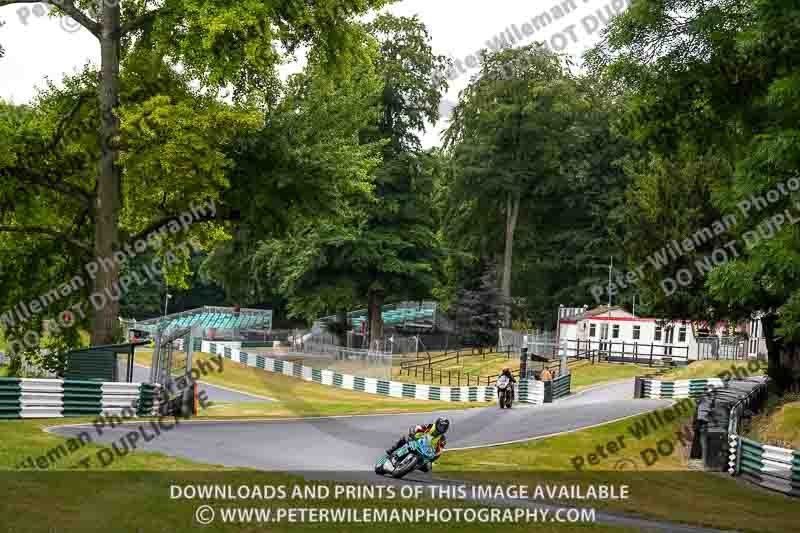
[749,395,800,449]
[137,351,489,418]
[0,420,634,533]
[436,403,799,533]
[395,357,647,392]
[567,362,649,391]
[659,360,767,381]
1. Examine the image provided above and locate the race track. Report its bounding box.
[130,364,274,403]
[47,380,732,532]
[50,379,667,471]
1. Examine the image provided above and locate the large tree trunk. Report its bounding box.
[367,287,385,351]
[91,5,122,346]
[761,314,799,393]
[501,191,520,328]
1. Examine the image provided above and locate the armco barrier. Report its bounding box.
[199,341,564,404]
[634,377,725,399]
[729,435,800,497]
[0,378,162,419]
[544,373,571,402]
[722,376,800,497]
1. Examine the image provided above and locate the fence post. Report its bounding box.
[650,343,654,366]
[448,370,451,385]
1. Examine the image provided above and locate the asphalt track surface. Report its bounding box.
[49,379,738,533]
[130,364,273,403]
[51,379,666,470]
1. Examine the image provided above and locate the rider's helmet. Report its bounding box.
[502,367,511,375]
[433,417,450,436]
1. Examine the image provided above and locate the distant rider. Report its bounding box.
[500,367,517,384]
[499,367,517,402]
[385,417,450,472]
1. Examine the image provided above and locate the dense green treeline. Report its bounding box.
[1,0,798,388]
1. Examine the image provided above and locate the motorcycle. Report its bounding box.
[496,374,514,409]
[375,433,438,479]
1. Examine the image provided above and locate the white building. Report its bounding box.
[555,306,766,362]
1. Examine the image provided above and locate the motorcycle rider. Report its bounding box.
[499,367,517,403]
[385,416,450,472]
[500,367,517,384]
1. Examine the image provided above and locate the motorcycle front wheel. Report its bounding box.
[391,454,419,479]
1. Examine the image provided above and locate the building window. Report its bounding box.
[633,326,641,340]
[612,325,620,338]
[679,326,687,343]
[655,327,662,341]
[589,324,596,337]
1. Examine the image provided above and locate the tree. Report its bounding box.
[444,44,586,326]
[250,14,448,346]
[448,262,504,347]
[0,0,391,346]
[509,79,634,327]
[214,42,385,328]
[591,0,800,390]
[356,14,447,345]
[0,57,257,366]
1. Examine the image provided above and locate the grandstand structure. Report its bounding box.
[317,301,438,334]
[127,306,273,341]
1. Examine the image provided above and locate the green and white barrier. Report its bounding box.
[544,373,571,402]
[200,341,554,404]
[729,435,800,497]
[0,378,162,419]
[637,378,725,399]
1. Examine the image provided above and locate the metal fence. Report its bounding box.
[285,340,395,380]
[697,336,748,360]
[342,331,466,354]
[499,328,558,355]
[526,331,559,359]
[498,328,525,350]
[290,340,393,359]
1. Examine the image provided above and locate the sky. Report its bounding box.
[0,0,630,147]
